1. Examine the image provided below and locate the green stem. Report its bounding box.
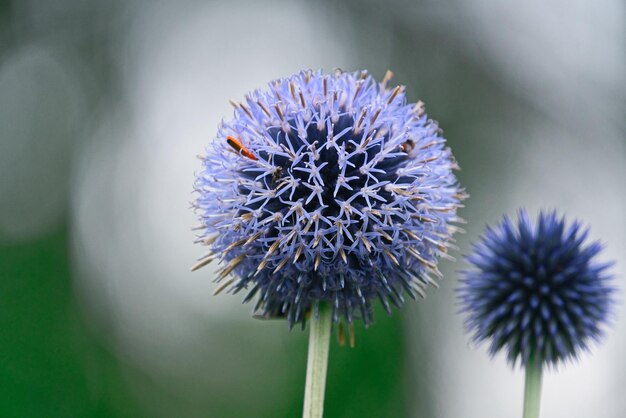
[302,303,332,418]
[522,362,543,418]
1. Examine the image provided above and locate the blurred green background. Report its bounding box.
[1,0,624,417]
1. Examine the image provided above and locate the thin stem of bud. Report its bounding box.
[522,361,543,418]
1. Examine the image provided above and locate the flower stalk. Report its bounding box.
[522,362,542,418]
[302,303,332,418]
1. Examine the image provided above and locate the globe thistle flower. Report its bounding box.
[458,210,616,367]
[193,69,465,327]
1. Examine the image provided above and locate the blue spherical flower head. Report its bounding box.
[458,210,616,367]
[194,69,465,327]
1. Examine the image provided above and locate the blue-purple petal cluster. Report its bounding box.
[458,210,616,366]
[194,69,465,326]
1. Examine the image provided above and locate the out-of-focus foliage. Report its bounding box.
[0,231,143,416]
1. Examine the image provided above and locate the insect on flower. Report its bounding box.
[193,69,466,327]
[400,139,415,154]
[226,135,257,161]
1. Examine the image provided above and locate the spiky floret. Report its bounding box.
[193,69,465,327]
[458,210,616,366]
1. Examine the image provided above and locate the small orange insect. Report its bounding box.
[226,135,257,161]
[401,139,415,153]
